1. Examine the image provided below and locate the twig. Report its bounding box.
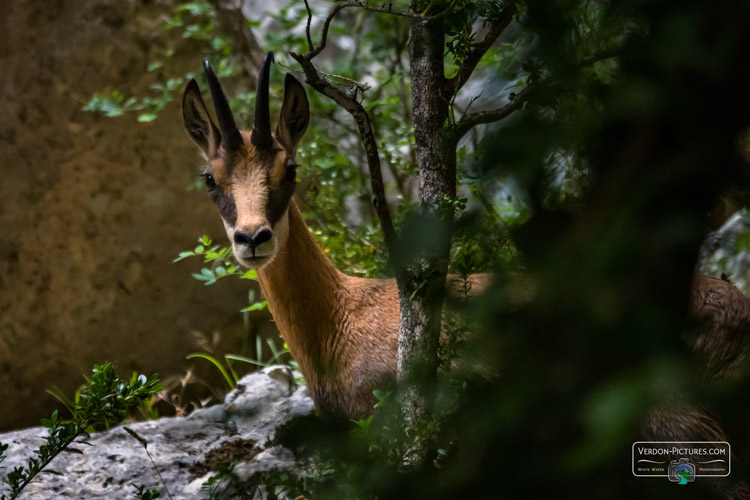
[301,0,460,62]
[340,0,457,21]
[124,427,174,500]
[580,46,623,67]
[301,2,353,60]
[458,91,483,119]
[303,0,314,53]
[420,0,458,19]
[454,81,539,141]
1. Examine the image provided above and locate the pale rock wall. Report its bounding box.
[0,0,264,431]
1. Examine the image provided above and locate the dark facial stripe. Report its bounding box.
[265,179,295,225]
[211,190,237,226]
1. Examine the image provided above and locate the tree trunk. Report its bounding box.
[396,5,456,469]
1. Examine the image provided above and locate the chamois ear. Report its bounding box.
[182,79,221,158]
[276,73,309,153]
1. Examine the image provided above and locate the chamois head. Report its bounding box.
[182,53,309,268]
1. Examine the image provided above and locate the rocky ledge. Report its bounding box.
[0,366,315,499]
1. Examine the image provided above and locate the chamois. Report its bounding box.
[182,53,402,420]
[183,54,750,435]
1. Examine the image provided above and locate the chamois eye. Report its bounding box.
[284,164,297,184]
[202,173,216,190]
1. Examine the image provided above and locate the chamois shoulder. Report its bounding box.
[686,274,750,378]
[337,275,400,345]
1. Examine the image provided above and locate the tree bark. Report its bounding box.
[396,5,456,469]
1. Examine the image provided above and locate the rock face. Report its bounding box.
[0,366,315,499]
[0,0,265,431]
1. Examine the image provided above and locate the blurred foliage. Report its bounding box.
[83,0,238,123]
[374,0,750,498]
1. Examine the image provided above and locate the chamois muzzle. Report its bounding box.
[234,228,272,254]
[203,60,244,153]
[251,52,275,150]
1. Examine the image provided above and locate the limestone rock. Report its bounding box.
[0,366,315,500]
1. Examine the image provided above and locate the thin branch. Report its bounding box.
[419,0,459,19]
[344,1,417,19]
[303,0,314,53]
[301,2,353,60]
[454,81,539,141]
[302,0,457,59]
[580,46,623,67]
[454,47,623,140]
[337,0,457,21]
[446,2,518,94]
[301,1,413,61]
[291,52,397,252]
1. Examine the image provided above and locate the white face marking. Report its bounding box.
[233,168,269,228]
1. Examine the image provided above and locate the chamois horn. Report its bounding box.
[251,52,274,150]
[203,59,243,153]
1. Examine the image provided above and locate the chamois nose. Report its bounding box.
[234,228,272,249]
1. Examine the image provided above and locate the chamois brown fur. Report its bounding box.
[256,199,488,420]
[260,200,491,419]
[257,200,400,420]
[687,274,750,379]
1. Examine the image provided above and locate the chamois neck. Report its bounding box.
[257,199,343,375]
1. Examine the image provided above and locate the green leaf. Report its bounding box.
[240,270,258,280]
[186,353,235,388]
[137,113,158,123]
[224,354,267,367]
[334,153,349,166]
[173,251,195,262]
[241,300,268,312]
[734,231,750,252]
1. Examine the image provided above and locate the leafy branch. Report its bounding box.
[174,236,267,313]
[0,364,162,500]
[445,1,518,95]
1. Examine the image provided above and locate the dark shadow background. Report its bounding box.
[408,0,750,497]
